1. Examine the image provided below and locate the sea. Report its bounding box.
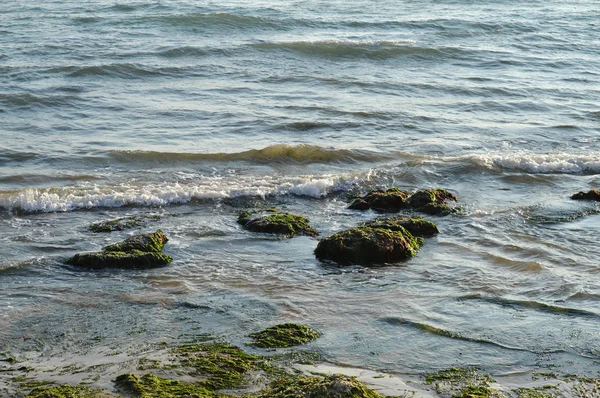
[1,0,600,393]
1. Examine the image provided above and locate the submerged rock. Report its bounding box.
[314,226,423,265]
[65,250,172,269]
[258,374,385,398]
[571,189,600,201]
[238,211,318,238]
[66,230,171,269]
[248,323,320,348]
[104,230,168,253]
[349,188,457,215]
[89,215,160,233]
[348,188,409,212]
[363,216,439,238]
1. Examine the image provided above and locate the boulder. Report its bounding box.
[314,226,423,265]
[571,189,600,201]
[103,230,168,253]
[65,250,172,269]
[348,188,409,212]
[238,211,318,238]
[348,188,457,215]
[406,189,457,215]
[363,216,439,237]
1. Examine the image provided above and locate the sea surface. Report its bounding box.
[2,0,600,391]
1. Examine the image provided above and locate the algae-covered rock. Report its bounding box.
[363,216,439,238]
[571,189,600,201]
[238,212,318,238]
[314,226,423,265]
[348,188,409,212]
[249,323,320,348]
[115,373,218,397]
[425,367,497,398]
[104,230,168,253]
[406,189,458,215]
[26,384,110,398]
[258,374,385,398]
[65,250,172,269]
[90,215,160,233]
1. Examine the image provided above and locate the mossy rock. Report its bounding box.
[90,215,160,233]
[248,323,320,348]
[257,374,385,398]
[104,230,168,253]
[363,216,439,237]
[571,189,600,201]
[115,373,219,398]
[174,342,263,390]
[314,226,423,265]
[406,189,458,216]
[65,250,172,269]
[238,212,318,238]
[348,188,409,212]
[25,384,110,398]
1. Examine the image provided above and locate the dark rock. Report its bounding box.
[348,188,409,212]
[103,230,168,253]
[314,226,423,265]
[571,189,600,201]
[238,211,318,238]
[65,250,172,269]
[406,189,458,215]
[89,215,160,233]
[364,216,439,237]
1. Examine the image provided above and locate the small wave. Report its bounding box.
[380,317,528,352]
[0,173,361,213]
[0,92,81,108]
[462,152,600,174]
[108,144,391,164]
[458,294,600,318]
[250,39,456,61]
[47,63,183,79]
[142,12,287,30]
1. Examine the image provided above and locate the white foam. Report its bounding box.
[468,151,600,174]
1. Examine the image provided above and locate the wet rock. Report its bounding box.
[248,323,320,348]
[115,374,215,397]
[238,211,318,238]
[89,215,160,233]
[406,189,458,215]
[363,216,439,237]
[571,189,600,201]
[348,188,409,212]
[258,374,385,398]
[104,230,168,253]
[65,250,172,269]
[314,226,423,265]
[25,384,112,398]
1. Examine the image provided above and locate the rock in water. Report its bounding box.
[571,189,600,201]
[103,230,168,253]
[348,188,409,212]
[363,216,439,237]
[238,211,318,238]
[65,250,172,269]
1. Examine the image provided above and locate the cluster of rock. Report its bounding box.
[65,230,172,269]
[349,188,458,215]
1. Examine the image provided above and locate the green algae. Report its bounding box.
[90,215,160,233]
[363,216,439,237]
[0,356,16,364]
[406,189,458,216]
[25,384,110,398]
[314,226,423,265]
[238,211,318,238]
[348,188,409,212]
[115,373,222,398]
[65,250,172,269]
[512,386,558,398]
[104,230,168,253]
[257,374,385,398]
[248,323,320,348]
[174,342,265,390]
[425,367,497,398]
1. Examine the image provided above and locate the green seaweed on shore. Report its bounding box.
[256,374,385,398]
[25,384,111,398]
[115,373,222,398]
[248,323,320,348]
[425,367,498,397]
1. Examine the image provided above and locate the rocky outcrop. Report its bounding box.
[348,188,458,215]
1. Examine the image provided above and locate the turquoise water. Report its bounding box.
[1,0,600,388]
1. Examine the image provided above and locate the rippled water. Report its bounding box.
[2,0,600,388]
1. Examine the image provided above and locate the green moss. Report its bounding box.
[363,216,439,237]
[257,374,385,398]
[248,323,320,348]
[0,357,16,364]
[348,189,409,212]
[512,386,558,398]
[406,189,458,216]
[314,226,423,265]
[238,212,318,238]
[104,230,168,253]
[115,373,220,398]
[174,342,264,390]
[425,368,497,398]
[25,384,108,398]
[65,250,172,269]
[453,383,495,398]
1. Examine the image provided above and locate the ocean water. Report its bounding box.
[2,0,600,390]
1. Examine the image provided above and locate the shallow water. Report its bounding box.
[2,0,600,388]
